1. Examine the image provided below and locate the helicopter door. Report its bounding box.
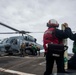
[10,39,19,53]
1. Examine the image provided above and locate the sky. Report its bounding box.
[0,0,76,53]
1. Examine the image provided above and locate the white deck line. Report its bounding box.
[0,68,35,75]
[39,61,46,65]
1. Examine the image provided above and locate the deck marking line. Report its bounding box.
[0,68,35,75]
[39,61,46,65]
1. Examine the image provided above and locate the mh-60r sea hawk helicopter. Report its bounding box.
[0,22,43,56]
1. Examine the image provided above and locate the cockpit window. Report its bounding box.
[10,39,17,44]
[1,38,8,44]
[24,36,28,40]
[24,35,37,42]
[34,38,37,43]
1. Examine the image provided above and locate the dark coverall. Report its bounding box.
[43,27,72,75]
[68,33,76,69]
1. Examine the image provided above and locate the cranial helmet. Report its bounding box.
[47,19,59,27]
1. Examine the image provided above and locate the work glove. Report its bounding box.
[62,23,68,28]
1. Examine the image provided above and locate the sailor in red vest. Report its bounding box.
[43,19,72,75]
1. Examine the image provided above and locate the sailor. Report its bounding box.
[20,42,26,57]
[43,19,72,75]
[68,33,76,69]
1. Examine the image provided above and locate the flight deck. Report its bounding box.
[0,53,76,75]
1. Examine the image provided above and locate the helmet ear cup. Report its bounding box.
[57,24,59,27]
[47,23,50,27]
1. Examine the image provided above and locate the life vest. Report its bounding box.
[43,28,62,52]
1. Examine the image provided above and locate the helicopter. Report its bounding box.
[0,22,43,56]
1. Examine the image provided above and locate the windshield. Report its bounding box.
[1,38,8,44]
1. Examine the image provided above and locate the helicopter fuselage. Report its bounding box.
[0,35,37,55]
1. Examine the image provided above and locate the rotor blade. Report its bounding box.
[29,32,44,33]
[73,31,76,33]
[0,22,20,32]
[0,22,31,34]
[0,22,44,34]
[0,32,19,34]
